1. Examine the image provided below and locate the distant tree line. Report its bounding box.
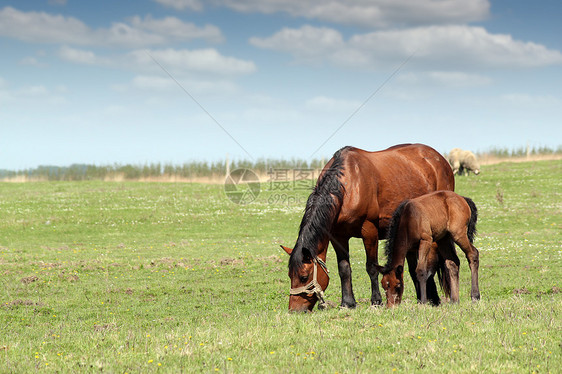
[1,146,560,182]
[0,158,328,181]
[481,145,562,158]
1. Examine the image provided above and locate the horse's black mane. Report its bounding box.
[382,199,409,273]
[288,146,350,273]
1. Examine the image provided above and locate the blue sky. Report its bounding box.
[1,0,561,170]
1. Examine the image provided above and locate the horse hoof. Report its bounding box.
[339,302,356,309]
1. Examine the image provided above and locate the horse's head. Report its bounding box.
[380,265,404,307]
[282,245,329,312]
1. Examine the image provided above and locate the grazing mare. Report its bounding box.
[379,191,480,307]
[282,144,455,312]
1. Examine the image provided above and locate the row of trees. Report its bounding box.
[482,145,562,158]
[0,158,328,181]
[1,146,560,182]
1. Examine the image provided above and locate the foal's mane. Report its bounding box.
[288,146,349,272]
[382,199,409,273]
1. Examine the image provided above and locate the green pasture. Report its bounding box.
[0,160,560,373]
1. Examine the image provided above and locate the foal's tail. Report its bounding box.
[463,197,478,243]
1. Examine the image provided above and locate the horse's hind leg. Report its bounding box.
[362,223,382,306]
[438,237,460,303]
[453,234,480,301]
[445,259,460,303]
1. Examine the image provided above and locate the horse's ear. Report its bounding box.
[375,264,385,274]
[280,245,293,255]
[395,265,404,277]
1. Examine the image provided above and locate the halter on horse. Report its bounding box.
[288,257,329,309]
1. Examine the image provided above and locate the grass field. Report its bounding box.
[1,160,560,373]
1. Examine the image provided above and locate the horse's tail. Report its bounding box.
[463,197,478,243]
[383,200,409,271]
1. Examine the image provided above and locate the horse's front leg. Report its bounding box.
[425,242,441,306]
[331,236,356,308]
[362,222,382,306]
[416,239,433,304]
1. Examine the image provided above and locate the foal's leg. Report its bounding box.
[454,235,480,301]
[445,258,460,303]
[331,236,357,308]
[362,222,382,306]
[416,238,434,304]
[406,252,421,301]
[438,237,461,303]
[425,242,441,306]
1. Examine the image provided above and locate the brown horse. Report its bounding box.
[282,144,455,312]
[379,190,480,307]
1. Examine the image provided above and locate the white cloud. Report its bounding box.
[0,82,68,105]
[153,0,203,11]
[129,15,223,43]
[0,6,223,47]
[350,25,562,69]
[18,85,49,96]
[250,26,344,64]
[398,71,492,87]
[428,71,491,87]
[58,45,111,65]
[131,48,257,75]
[216,0,490,28]
[501,93,560,108]
[154,0,489,28]
[129,75,238,96]
[19,57,44,67]
[131,75,177,90]
[0,6,92,45]
[251,25,562,70]
[53,45,257,78]
[305,96,362,112]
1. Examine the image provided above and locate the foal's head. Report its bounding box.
[380,265,404,307]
